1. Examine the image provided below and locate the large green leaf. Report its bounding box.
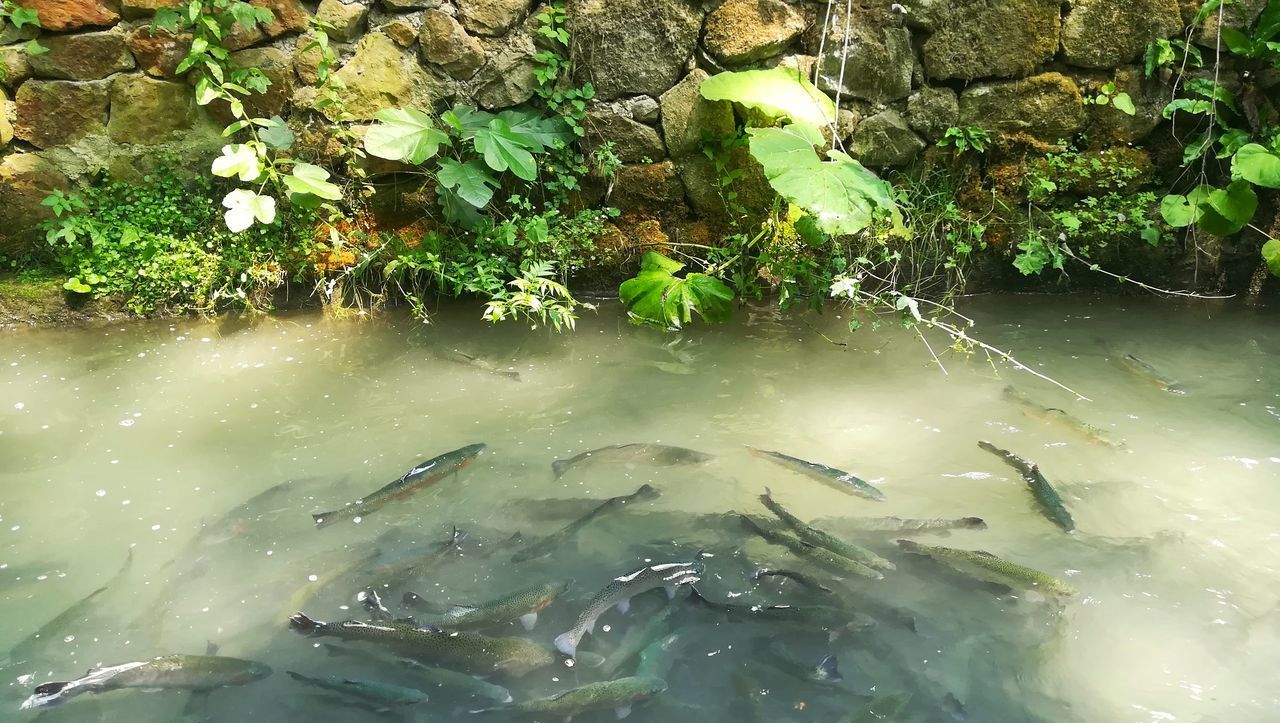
[283,163,343,206]
[437,184,485,230]
[258,115,294,150]
[364,108,451,164]
[1233,143,1280,188]
[473,118,538,180]
[441,105,495,138]
[497,109,572,151]
[1256,0,1280,41]
[619,252,733,329]
[437,158,498,209]
[746,123,893,236]
[1263,238,1280,277]
[1206,180,1257,229]
[699,67,836,127]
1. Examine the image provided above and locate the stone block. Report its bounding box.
[14,78,110,148]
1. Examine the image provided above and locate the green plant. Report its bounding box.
[0,1,45,81]
[482,261,593,332]
[39,166,318,314]
[619,252,733,329]
[937,126,991,155]
[1156,0,1280,275]
[1085,81,1137,116]
[1143,37,1203,77]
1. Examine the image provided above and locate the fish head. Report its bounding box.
[233,660,274,684]
[455,443,487,463]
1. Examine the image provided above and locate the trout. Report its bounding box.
[554,560,703,658]
[739,514,882,579]
[471,676,667,718]
[312,444,485,527]
[418,581,568,632]
[286,671,429,710]
[896,539,1076,598]
[759,488,895,570]
[512,484,661,563]
[21,655,271,709]
[1117,354,1185,394]
[978,441,1075,532]
[551,444,712,479]
[745,447,884,501]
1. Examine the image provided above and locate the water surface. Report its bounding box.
[1,296,1277,721]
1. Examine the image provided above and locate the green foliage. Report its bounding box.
[747,123,899,236]
[39,166,317,315]
[1263,238,1280,276]
[1086,82,1136,116]
[699,67,836,127]
[0,0,46,81]
[1144,38,1202,77]
[619,252,734,329]
[937,127,991,155]
[364,105,574,228]
[482,262,593,332]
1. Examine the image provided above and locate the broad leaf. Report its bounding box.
[747,124,895,236]
[619,252,733,329]
[437,158,498,209]
[258,115,294,150]
[1205,180,1257,231]
[365,108,450,164]
[210,144,262,182]
[473,119,538,181]
[437,184,485,230]
[1233,143,1280,188]
[1111,92,1137,116]
[441,105,495,137]
[700,67,836,127]
[222,189,276,232]
[1258,0,1280,41]
[497,108,572,151]
[283,163,343,206]
[1262,238,1280,277]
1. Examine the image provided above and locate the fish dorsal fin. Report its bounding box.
[973,549,998,558]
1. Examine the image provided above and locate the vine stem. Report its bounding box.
[1057,244,1235,299]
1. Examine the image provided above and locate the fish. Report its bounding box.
[551,444,712,479]
[1117,353,1185,394]
[738,514,883,579]
[470,675,668,719]
[442,348,521,381]
[312,443,486,527]
[418,581,568,632]
[554,560,704,658]
[745,446,884,501]
[817,515,987,534]
[21,654,271,709]
[752,568,835,594]
[896,539,1076,598]
[512,484,661,563]
[321,643,512,703]
[600,600,683,677]
[686,587,877,637]
[288,613,552,677]
[634,632,686,680]
[286,670,429,711]
[759,489,896,571]
[730,671,772,723]
[9,549,133,665]
[762,640,844,685]
[283,546,383,622]
[841,692,912,723]
[978,441,1075,532]
[1002,386,1123,447]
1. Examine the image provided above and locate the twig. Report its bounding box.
[1058,244,1234,299]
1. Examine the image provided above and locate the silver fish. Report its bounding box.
[554,561,704,658]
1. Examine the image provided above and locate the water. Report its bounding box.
[0,296,1277,721]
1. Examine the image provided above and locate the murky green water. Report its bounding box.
[1,296,1277,722]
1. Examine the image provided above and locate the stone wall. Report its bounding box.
[0,0,1264,260]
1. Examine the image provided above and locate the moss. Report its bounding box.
[0,271,124,327]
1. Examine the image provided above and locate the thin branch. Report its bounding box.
[1058,244,1234,299]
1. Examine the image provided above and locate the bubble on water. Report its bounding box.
[10,526,19,532]
[266,550,273,556]
[13,402,24,410]
[601,625,611,633]
[63,635,74,643]
[201,338,211,343]
[119,419,135,427]
[111,460,120,465]
[308,574,318,582]
[201,607,209,613]
[122,499,131,506]
[151,524,161,531]
[563,659,575,668]
[353,516,363,524]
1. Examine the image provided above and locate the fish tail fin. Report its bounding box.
[21,681,72,710]
[288,612,323,634]
[311,512,330,527]
[961,517,988,529]
[551,459,568,479]
[33,681,72,696]
[554,629,582,658]
[815,654,842,682]
[762,486,773,499]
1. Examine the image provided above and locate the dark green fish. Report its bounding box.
[686,587,877,637]
[818,515,987,535]
[551,444,712,479]
[1117,354,1185,394]
[600,600,683,677]
[745,446,885,501]
[896,539,1076,598]
[512,484,661,563]
[286,670,429,710]
[321,643,512,703]
[470,675,667,719]
[760,489,895,570]
[369,525,467,584]
[288,612,551,676]
[731,670,772,723]
[312,444,485,527]
[21,655,271,709]
[978,441,1075,532]
[9,550,132,665]
[1002,386,1123,447]
[554,560,704,658]
[840,692,912,723]
[762,639,843,685]
[752,568,835,594]
[634,632,686,679]
[418,581,568,632]
[442,348,521,381]
[738,514,883,579]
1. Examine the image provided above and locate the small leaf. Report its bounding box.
[1262,238,1280,277]
[222,189,276,232]
[1140,226,1161,246]
[63,277,92,294]
[1159,194,1198,228]
[1111,92,1136,116]
[24,39,48,56]
[364,108,450,164]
